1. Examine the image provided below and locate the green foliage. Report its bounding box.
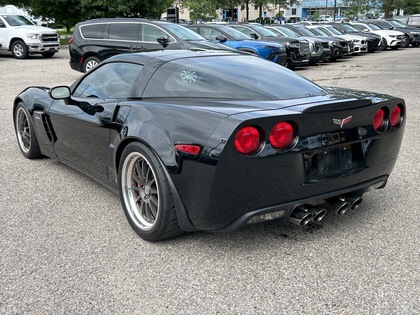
[183,0,218,21]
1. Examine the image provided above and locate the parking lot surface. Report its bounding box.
[1,48,419,314]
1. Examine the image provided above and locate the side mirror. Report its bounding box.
[250,33,259,39]
[157,37,169,48]
[215,35,227,42]
[49,86,70,99]
[363,28,369,32]
[0,21,5,28]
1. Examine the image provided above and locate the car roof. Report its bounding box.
[103,49,239,66]
[75,18,176,26]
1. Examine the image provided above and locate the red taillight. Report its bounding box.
[390,105,402,127]
[373,108,385,131]
[175,144,200,155]
[68,38,73,44]
[234,126,261,154]
[269,122,295,150]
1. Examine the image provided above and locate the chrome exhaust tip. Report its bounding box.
[326,197,351,215]
[288,207,314,226]
[306,205,328,222]
[346,195,363,210]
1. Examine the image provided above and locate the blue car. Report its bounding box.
[187,24,287,66]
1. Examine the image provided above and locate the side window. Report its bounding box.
[109,23,139,41]
[73,62,143,99]
[81,24,106,39]
[141,24,171,42]
[201,28,222,40]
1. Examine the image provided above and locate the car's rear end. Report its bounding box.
[188,90,405,231]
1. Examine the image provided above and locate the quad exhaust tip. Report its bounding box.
[288,194,364,226]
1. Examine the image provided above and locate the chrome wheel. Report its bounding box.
[11,40,28,59]
[121,151,160,231]
[16,107,31,154]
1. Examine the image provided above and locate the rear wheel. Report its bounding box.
[119,142,183,241]
[14,103,42,159]
[11,40,29,59]
[82,56,100,72]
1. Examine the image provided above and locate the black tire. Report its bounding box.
[41,52,55,58]
[82,56,100,72]
[412,43,419,47]
[378,38,387,51]
[118,142,183,241]
[403,35,410,48]
[14,103,42,159]
[11,40,29,59]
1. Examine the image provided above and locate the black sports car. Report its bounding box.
[13,50,405,241]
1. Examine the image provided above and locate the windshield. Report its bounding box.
[325,27,343,35]
[219,26,251,40]
[143,55,326,100]
[163,23,206,41]
[275,27,300,37]
[251,25,279,37]
[367,23,382,30]
[310,28,329,37]
[296,26,318,37]
[388,20,407,28]
[341,24,359,33]
[1,15,34,26]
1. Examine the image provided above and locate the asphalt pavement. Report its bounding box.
[1,47,419,314]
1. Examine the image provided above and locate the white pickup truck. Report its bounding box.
[0,14,59,58]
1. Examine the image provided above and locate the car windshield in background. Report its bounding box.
[162,23,206,41]
[368,23,382,30]
[388,20,407,28]
[143,55,326,100]
[220,26,251,40]
[2,15,34,26]
[251,25,279,37]
[276,27,300,37]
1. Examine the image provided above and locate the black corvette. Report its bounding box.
[13,50,405,241]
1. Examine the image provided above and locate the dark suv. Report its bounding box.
[69,18,233,72]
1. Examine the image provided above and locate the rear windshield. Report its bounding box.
[143,55,326,100]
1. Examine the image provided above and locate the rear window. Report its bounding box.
[80,24,106,39]
[143,55,326,100]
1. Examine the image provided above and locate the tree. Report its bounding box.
[182,0,218,21]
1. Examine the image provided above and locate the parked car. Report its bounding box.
[326,23,381,52]
[186,24,287,66]
[308,24,368,53]
[366,19,420,47]
[406,14,420,28]
[227,23,311,67]
[289,24,348,60]
[305,25,357,54]
[13,50,405,241]
[350,22,404,50]
[265,25,331,64]
[0,14,59,58]
[69,18,234,72]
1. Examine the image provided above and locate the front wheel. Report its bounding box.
[403,35,410,48]
[14,103,42,159]
[119,142,183,241]
[378,38,387,51]
[11,40,29,59]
